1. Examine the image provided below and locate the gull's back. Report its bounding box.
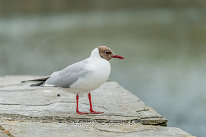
[44,58,92,88]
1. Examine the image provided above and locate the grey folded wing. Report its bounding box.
[44,59,92,88]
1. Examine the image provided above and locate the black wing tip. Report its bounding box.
[21,77,49,84]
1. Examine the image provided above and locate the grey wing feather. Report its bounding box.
[44,59,92,88]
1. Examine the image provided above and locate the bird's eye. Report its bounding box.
[105,51,111,54]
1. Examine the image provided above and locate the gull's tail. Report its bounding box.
[21,77,49,87]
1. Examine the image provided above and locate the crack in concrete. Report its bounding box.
[140,116,165,119]
[0,101,109,110]
[136,108,149,112]
[0,101,75,106]
[0,89,38,92]
[0,124,15,137]
[95,127,157,133]
[104,114,139,117]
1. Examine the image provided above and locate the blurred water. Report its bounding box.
[0,9,206,136]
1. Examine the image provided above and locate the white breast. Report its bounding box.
[70,58,111,93]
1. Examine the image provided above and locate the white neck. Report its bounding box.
[90,48,101,59]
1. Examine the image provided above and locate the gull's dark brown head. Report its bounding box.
[98,46,124,61]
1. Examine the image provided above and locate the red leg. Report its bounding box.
[76,94,88,114]
[88,92,103,114]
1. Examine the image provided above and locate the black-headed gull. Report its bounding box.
[23,46,124,114]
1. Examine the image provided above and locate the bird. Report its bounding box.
[22,46,124,114]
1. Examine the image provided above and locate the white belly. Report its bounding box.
[70,58,111,93]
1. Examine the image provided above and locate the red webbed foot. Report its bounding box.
[76,111,89,115]
[90,110,104,114]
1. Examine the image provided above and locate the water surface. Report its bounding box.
[0,9,206,136]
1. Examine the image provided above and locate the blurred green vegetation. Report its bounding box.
[0,0,206,15]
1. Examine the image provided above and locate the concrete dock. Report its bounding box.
[0,76,191,137]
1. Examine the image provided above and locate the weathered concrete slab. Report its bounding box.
[0,132,8,137]
[0,76,166,125]
[0,131,8,137]
[0,124,13,137]
[0,121,191,137]
[0,76,191,137]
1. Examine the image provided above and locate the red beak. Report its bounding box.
[112,55,124,59]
